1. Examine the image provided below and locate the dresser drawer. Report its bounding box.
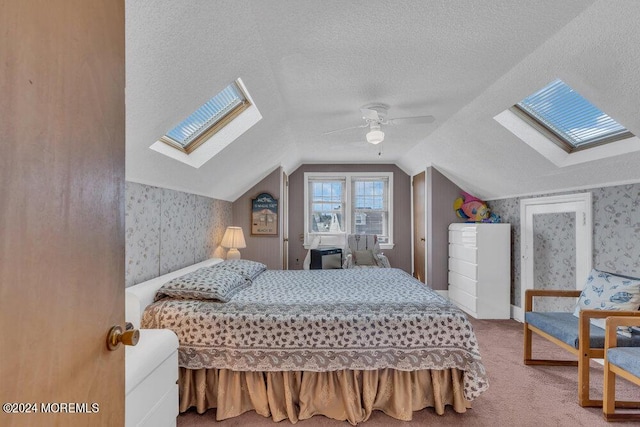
[448,244,477,264]
[448,230,477,246]
[448,257,477,280]
[126,350,178,427]
[448,271,478,296]
[139,385,178,427]
[449,285,478,314]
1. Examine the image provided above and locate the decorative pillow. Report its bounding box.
[353,250,378,266]
[211,259,267,282]
[154,267,248,302]
[572,269,640,335]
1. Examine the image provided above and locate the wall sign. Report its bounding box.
[251,192,278,236]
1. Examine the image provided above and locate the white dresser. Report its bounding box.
[448,223,511,319]
[125,329,179,427]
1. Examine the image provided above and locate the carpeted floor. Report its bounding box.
[177,318,639,426]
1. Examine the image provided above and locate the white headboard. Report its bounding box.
[125,258,224,328]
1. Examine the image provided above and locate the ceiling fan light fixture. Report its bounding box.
[366,123,384,144]
[366,129,384,144]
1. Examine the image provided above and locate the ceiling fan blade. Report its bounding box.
[386,115,435,125]
[322,123,368,135]
[360,108,380,122]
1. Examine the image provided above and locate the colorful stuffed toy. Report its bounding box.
[453,191,501,223]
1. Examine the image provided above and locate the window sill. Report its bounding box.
[303,242,395,250]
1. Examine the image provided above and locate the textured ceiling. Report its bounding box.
[125,0,640,201]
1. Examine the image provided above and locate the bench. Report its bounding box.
[523,289,640,407]
[604,316,640,421]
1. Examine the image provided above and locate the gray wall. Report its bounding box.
[426,167,466,290]
[288,164,412,273]
[125,182,232,287]
[232,167,283,269]
[490,182,640,307]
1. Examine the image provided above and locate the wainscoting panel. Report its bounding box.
[125,182,162,287]
[125,182,232,287]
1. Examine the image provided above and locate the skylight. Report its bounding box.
[149,78,262,168]
[513,79,632,152]
[160,80,251,154]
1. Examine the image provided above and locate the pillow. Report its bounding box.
[353,250,378,266]
[154,267,248,302]
[572,269,640,335]
[211,259,267,282]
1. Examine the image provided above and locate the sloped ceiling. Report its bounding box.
[125,0,640,202]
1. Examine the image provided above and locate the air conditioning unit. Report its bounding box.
[310,248,343,270]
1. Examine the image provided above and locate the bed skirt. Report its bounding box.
[179,367,471,424]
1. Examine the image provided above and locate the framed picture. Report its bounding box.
[251,192,278,236]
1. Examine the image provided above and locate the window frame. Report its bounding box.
[160,80,252,154]
[510,104,632,154]
[307,176,347,235]
[149,77,262,169]
[350,176,390,242]
[512,79,633,154]
[303,172,394,249]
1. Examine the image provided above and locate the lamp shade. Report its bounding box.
[221,226,246,249]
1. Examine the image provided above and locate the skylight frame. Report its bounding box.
[512,79,632,153]
[160,80,252,154]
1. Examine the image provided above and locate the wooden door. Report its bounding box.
[412,172,426,282]
[0,1,125,426]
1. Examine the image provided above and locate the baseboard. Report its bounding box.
[511,304,524,322]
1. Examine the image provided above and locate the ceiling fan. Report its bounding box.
[323,103,435,144]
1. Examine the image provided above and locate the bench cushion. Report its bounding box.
[525,312,640,349]
[607,347,640,378]
[572,269,640,334]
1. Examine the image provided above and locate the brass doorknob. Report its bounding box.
[107,325,140,351]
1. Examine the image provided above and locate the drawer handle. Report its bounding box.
[107,325,140,351]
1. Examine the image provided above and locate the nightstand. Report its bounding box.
[125,329,179,427]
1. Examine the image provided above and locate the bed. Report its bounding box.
[127,258,488,424]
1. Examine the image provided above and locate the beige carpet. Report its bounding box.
[177,318,639,426]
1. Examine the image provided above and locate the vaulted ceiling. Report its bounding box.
[125,0,640,201]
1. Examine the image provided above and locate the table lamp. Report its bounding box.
[221,226,246,260]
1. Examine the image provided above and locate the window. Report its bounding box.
[308,178,345,233]
[513,79,632,153]
[149,78,262,169]
[160,80,251,154]
[494,78,640,167]
[304,172,393,248]
[352,177,389,243]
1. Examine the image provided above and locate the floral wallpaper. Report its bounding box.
[125,182,232,287]
[489,182,640,308]
[533,213,576,312]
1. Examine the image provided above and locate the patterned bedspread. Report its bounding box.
[142,268,489,400]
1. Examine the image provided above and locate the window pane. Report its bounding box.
[311,211,343,232]
[162,81,249,152]
[516,79,631,149]
[352,177,388,239]
[308,179,345,233]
